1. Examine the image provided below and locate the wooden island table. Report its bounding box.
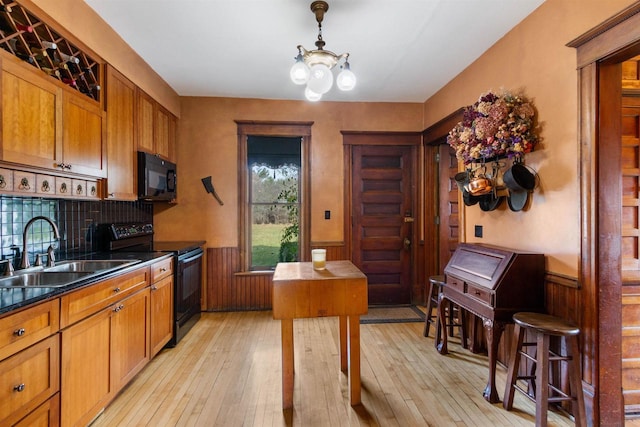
[272,260,368,409]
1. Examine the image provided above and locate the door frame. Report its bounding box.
[568,3,640,424]
[342,131,421,303]
[423,110,465,279]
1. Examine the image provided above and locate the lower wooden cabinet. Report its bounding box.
[13,393,59,427]
[61,286,150,427]
[61,304,111,427]
[150,274,173,356]
[110,288,151,391]
[0,334,60,426]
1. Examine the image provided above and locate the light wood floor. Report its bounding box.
[91,311,577,426]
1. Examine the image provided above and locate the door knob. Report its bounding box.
[404,238,411,250]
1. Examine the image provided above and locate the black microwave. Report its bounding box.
[138,151,177,201]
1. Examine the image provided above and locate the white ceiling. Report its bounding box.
[83,0,545,103]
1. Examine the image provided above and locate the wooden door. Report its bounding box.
[350,143,417,305]
[621,94,640,411]
[438,144,460,273]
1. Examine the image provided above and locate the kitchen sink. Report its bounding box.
[0,259,141,288]
[44,259,140,273]
[0,271,93,288]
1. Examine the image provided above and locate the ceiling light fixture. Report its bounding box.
[290,0,356,102]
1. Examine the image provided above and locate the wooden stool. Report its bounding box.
[503,312,586,427]
[423,275,443,337]
[423,275,467,349]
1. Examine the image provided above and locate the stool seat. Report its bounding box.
[513,312,580,337]
[504,312,586,427]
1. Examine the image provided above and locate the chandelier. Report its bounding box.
[289,0,356,101]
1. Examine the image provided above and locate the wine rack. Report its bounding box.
[0,1,101,101]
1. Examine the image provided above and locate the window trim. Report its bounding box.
[236,120,312,271]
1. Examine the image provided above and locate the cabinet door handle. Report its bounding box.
[13,328,25,336]
[113,287,121,293]
[160,267,166,272]
[151,285,158,291]
[113,304,124,313]
[13,383,25,392]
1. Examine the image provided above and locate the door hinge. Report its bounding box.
[435,152,440,162]
[434,216,440,225]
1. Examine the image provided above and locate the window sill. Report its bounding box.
[234,270,274,277]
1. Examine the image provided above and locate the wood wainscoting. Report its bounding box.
[205,244,346,311]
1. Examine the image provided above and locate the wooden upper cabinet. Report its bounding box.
[105,65,137,200]
[62,91,105,177]
[155,104,175,160]
[136,88,176,162]
[0,54,105,178]
[136,89,155,155]
[1,57,63,169]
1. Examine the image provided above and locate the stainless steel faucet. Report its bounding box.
[21,216,60,269]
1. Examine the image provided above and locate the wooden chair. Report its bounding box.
[503,312,586,427]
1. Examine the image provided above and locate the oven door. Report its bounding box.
[173,247,203,345]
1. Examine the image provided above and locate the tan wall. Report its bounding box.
[31,0,180,116]
[423,0,636,277]
[152,98,423,246]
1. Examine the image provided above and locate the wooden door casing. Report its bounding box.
[344,133,420,306]
[439,144,460,273]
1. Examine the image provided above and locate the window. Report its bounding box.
[248,136,301,269]
[237,121,312,271]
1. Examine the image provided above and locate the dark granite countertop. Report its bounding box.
[0,251,172,316]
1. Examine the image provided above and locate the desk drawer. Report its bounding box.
[446,277,465,292]
[466,283,493,306]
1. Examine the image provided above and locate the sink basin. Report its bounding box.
[44,259,140,273]
[0,272,93,288]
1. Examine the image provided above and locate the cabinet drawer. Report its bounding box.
[71,179,86,197]
[446,276,465,292]
[13,172,36,195]
[466,283,493,305]
[0,168,13,192]
[151,257,173,283]
[86,180,99,199]
[0,300,60,362]
[60,267,149,327]
[13,393,59,427]
[36,174,55,196]
[0,334,59,426]
[55,177,71,196]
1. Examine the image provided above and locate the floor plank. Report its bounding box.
[91,311,577,426]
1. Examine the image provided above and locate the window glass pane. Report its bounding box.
[251,204,298,268]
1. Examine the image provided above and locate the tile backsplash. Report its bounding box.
[0,196,153,271]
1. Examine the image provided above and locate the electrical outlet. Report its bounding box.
[324,210,331,220]
[474,225,483,238]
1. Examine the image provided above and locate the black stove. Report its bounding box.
[96,223,205,347]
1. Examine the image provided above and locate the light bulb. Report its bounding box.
[290,55,310,85]
[307,64,333,95]
[305,87,322,102]
[337,68,356,91]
